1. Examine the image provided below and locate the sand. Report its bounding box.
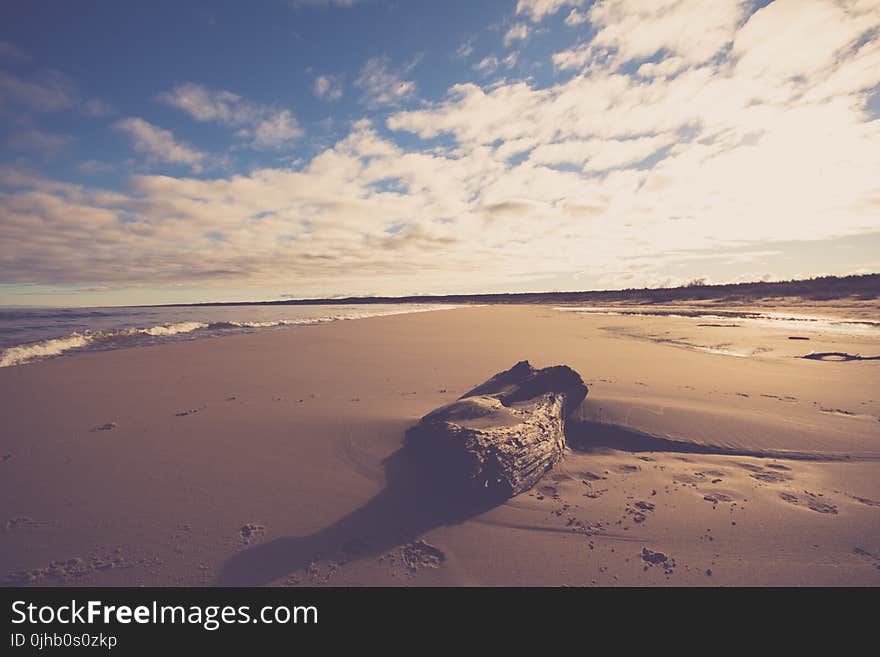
[1,304,879,586]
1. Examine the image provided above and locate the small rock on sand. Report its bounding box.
[641,548,668,564]
[400,541,446,572]
[239,523,265,543]
[92,422,117,432]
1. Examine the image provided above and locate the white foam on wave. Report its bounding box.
[142,321,209,336]
[0,333,93,368]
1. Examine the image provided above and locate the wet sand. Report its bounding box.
[1,304,878,586]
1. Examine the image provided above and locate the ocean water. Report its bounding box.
[0,304,458,368]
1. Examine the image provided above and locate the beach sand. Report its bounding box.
[1,304,879,586]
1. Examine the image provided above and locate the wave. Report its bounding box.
[0,334,93,368]
[0,305,458,368]
[141,321,209,336]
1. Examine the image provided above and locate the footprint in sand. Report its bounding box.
[853,548,880,570]
[641,548,676,575]
[673,472,706,485]
[779,491,838,514]
[751,471,792,483]
[3,517,55,532]
[850,495,880,508]
[538,484,560,500]
[626,501,655,524]
[703,493,733,504]
[91,422,117,432]
[740,462,793,483]
[239,523,265,543]
[6,552,130,584]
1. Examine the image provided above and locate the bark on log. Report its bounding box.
[405,360,588,500]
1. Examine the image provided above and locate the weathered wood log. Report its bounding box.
[405,360,588,500]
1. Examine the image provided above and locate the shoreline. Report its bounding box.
[3,298,877,371]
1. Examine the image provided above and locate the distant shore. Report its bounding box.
[153,273,879,308]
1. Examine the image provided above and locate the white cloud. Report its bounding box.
[313,74,343,101]
[504,23,530,47]
[354,56,417,109]
[529,135,673,171]
[158,83,302,148]
[251,110,301,148]
[564,9,588,26]
[474,52,519,76]
[474,57,499,75]
[113,118,206,171]
[516,0,586,22]
[733,0,879,82]
[569,0,750,68]
[457,38,476,58]
[637,56,686,79]
[552,44,598,70]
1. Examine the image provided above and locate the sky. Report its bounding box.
[1,0,879,307]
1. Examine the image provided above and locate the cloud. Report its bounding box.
[474,52,519,76]
[354,56,417,109]
[7,128,73,156]
[77,160,113,175]
[552,44,599,70]
[0,70,78,112]
[503,23,530,47]
[529,135,674,171]
[564,9,588,26]
[313,74,343,101]
[250,110,301,147]
[456,38,476,58]
[732,0,879,82]
[81,98,114,117]
[636,56,686,79]
[474,57,499,75]
[158,82,302,148]
[516,0,586,22]
[0,67,116,118]
[113,117,206,171]
[586,0,750,66]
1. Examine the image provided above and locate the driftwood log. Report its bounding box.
[405,360,588,500]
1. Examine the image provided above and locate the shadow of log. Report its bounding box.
[216,445,506,586]
[565,419,854,461]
